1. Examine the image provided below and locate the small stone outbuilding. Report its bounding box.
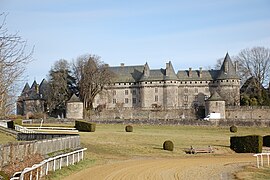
[66,94,83,119]
[205,91,226,119]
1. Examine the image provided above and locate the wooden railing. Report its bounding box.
[11,148,87,180]
[253,153,270,168]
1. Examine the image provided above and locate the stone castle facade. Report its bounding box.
[93,53,240,116]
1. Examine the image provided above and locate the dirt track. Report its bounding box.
[64,155,255,180]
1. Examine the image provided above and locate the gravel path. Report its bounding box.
[64,155,254,180]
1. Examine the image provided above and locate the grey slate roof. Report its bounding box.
[177,70,219,81]
[206,91,224,101]
[67,94,81,102]
[109,65,144,83]
[217,53,239,80]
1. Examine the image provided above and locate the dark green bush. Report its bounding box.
[7,121,15,129]
[263,135,270,147]
[230,135,262,153]
[75,120,96,132]
[163,140,174,151]
[125,125,133,132]
[230,125,237,133]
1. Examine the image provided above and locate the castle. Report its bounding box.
[93,53,240,115]
[17,53,240,119]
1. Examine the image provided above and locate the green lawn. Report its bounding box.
[0,132,16,144]
[30,124,270,180]
[80,124,270,161]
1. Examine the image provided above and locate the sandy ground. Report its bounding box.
[64,154,255,180]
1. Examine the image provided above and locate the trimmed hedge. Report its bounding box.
[163,140,174,151]
[230,125,237,133]
[263,135,270,147]
[7,121,15,129]
[75,120,96,132]
[125,125,133,132]
[230,135,262,153]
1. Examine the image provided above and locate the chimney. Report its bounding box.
[234,61,238,72]
[189,68,192,77]
[199,67,202,78]
[120,63,124,67]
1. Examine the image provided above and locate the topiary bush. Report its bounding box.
[230,125,237,133]
[230,135,262,153]
[263,135,270,147]
[7,120,15,129]
[75,120,96,132]
[163,140,174,151]
[125,125,133,132]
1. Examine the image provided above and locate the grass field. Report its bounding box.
[47,124,270,179]
[0,132,16,144]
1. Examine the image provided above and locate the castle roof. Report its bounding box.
[67,94,81,102]
[177,70,219,81]
[206,91,224,101]
[21,83,30,95]
[109,65,144,83]
[217,53,239,80]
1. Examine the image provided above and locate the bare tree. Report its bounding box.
[0,13,33,117]
[73,54,114,117]
[236,47,270,88]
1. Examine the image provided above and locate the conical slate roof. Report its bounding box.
[217,53,239,80]
[21,83,30,95]
[206,91,224,101]
[67,94,81,102]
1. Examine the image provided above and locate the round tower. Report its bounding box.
[205,91,225,119]
[216,53,240,106]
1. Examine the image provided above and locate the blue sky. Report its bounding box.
[1,0,270,84]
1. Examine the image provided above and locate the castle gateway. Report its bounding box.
[93,53,240,112]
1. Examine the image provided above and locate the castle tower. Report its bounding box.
[205,91,225,119]
[66,94,83,119]
[163,61,178,109]
[216,53,240,106]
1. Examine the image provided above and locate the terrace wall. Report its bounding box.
[0,136,80,170]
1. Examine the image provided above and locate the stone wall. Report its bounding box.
[91,108,197,120]
[66,102,84,119]
[226,106,270,120]
[0,136,80,170]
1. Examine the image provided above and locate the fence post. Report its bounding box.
[53,159,56,171]
[261,154,263,167]
[60,157,62,169]
[73,154,75,165]
[67,155,69,166]
[46,161,49,175]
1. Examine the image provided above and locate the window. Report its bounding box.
[195,88,198,93]
[184,95,188,102]
[204,95,209,100]
[155,88,158,93]
[155,95,158,102]
[132,90,136,95]
[184,88,188,93]
[195,95,198,102]
[113,90,116,95]
[113,99,116,104]
[132,98,136,104]
[125,98,129,104]
[125,90,128,95]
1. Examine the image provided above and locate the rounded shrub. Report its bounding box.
[163,140,174,151]
[230,125,237,133]
[125,125,133,132]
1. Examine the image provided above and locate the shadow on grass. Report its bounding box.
[153,147,163,150]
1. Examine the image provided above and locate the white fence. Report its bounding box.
[253,153,270,168]
[11,148,87,180]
